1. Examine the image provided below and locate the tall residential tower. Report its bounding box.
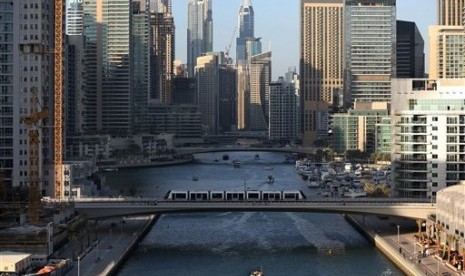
[187,0,213,77]
[300,0,344,146]
[344,0,396,107]
[438,0,465,26]
[150,0,175,103]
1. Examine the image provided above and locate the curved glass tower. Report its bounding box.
[236,0,254,63]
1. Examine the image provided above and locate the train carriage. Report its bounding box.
[189,191,209,201]
[225,191,246,200]
[262,191,282,201]
[165,190,305,201]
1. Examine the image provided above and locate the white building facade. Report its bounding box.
[391,78,465,199]
[268,77,300,143]
[436,181,465,253]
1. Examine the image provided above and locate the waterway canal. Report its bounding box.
[104,151,403,275]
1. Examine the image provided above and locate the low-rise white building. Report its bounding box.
[436,181,465,251]
[0,252,32,274]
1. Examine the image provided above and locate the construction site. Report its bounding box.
[0,1,95,274]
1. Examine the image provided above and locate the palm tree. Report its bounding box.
[416,219,424,237]
[446,234,455,262]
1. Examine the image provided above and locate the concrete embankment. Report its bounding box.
[345,215,424,276]
[105,215,159,276]
[64,215,159,276]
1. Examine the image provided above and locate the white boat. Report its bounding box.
[344,189,366,198]
[250,269,264,276]
[307,178,320,188]
[102,167,118,172]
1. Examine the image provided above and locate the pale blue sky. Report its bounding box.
[172,0,436,79]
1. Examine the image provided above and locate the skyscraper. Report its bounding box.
[300,0,344,146]
[196,54,219,134]
[236,0,254,64]
[249,51,272,131]
[150,0,175,104]
[344,0,396,106]
[0,0,55,192]
[438,0,465,26]
[396,20,425,78]
[83,0,150,135]
[187,0,213,77]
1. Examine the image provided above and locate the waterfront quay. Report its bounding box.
[57,216,156,276]
[347,215,460,276]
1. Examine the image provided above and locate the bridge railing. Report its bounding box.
[46,197,434,208]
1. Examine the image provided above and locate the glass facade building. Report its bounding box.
[344,0,396,107]
[82,0,149,135]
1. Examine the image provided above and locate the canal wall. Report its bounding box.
[345,215,424,276]
[105,215,159,276]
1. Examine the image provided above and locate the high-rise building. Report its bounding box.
[249,51,271,131]
[196,54,219,135]
[237,63,250,130]
[195,52,236,134]
[391,78,465,199]
[82,0,150,135]
[65,0,84,35]
[172,77,197,104]
[300,0,344,146]
[150,0,175,104]
[438,0,465,26]
[187,0,213,77]
[0,0,55,193]
[65,0,86,137]
[429,25,465,79]
[396,20,425,78]
[218,65,237,132]
[269,77,300,143]
[236,0,254,64]
[344,0,396,106]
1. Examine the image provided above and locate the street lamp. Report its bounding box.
[397,225,400,244]
[77,256,80,276]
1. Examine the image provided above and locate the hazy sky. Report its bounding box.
[172,0,436,79]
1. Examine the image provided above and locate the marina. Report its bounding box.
[105,151,403,275]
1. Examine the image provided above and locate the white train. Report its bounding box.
[165,190,306,201]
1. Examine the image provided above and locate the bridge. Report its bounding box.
[48,198,437,220]
[175,146,315,156]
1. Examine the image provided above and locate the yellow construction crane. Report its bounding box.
[21,88,49,225]
[54,0,64,200]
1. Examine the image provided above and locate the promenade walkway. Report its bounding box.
[349,215,460,276]
[57,216,155,276]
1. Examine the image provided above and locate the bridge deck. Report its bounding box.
[46,198,436,220]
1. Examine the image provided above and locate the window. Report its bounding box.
[432,164,438,168]
[432,154,438,159]
[432,136,438,140]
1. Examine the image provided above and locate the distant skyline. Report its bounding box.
[172,0,436,79]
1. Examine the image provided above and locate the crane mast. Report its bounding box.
[54,0,63,200]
